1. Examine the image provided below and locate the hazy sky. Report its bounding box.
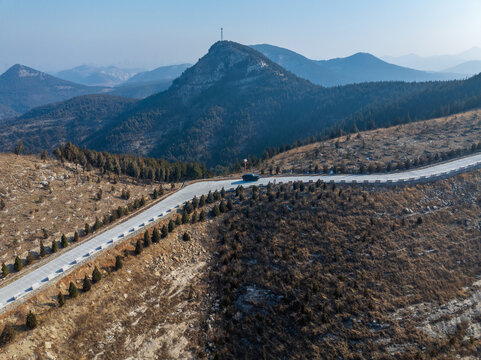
[1,0,481,73]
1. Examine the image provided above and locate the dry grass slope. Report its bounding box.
[262,109,481,174]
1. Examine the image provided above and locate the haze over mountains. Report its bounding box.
[55,65,143,86]
[2,41,481,167]
[0,64,103,119]
[0,63,192,119]
[251,44,463,86]
[383,47,481,72]
[2,43,481,122]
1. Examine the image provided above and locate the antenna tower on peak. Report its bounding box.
[221,27,223,41]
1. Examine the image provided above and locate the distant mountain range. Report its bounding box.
[3,41,480,166]
[250,44,462,86]
[55,65,143,86]
[0,63,192,119]
[2,42,481,166]
[382,47,481,72]
[0,94,136,152]
[124,64,191,84]
[2,45,477,121]
[0,64,104,119]
[109,64,191,99]
[443,60,481,76]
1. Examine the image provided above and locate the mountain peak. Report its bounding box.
[168,41,290,104]
[3,64,45,79]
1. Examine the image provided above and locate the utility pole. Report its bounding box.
[221,27,223,41]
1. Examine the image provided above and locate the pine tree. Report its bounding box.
[191,211,198,224]
[221,187,226,198]
[219,200,227,213]
[92,267,101,284]
[39,241,46,257]
[140,196,146,206]
[57,292,65,307]
[51,239,58,253]
[85,223,90,235]
[14,141,23,155]
[182,211,189,224]
[199,195,206,207]
[26,252,35,266]
[169,219,175,232]
[25,311,37,330]
[227,199,233,211]
[69,281,78,298]
[74,231,79,242]
[207,191,214,204]
[2,263,9,277]
[83,275,92,291]
[161,225,168,238]
[192,196,199,209]
[135,239,143,255]
[61,234,68,248]
[152,228,160,243]
[115,255,123,270]
[93,217,101,231]
[212,204,220,217]
[213,190,221,201]
[153,188,158,199]
[13,256,23,272]
[199,210,206,221]
[0,323,15,345]
[235,185,243,197]
[175,215,181,226]
[143,231,152,247]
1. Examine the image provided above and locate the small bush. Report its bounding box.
[212,205,221,217]
[168,220,175,232]
[1,263,9,277]
[0,324,15,346]
[39,241,46,257]
[152,228,161,243]
[143,231,152,247]
[26,311,37,330]
[161,225,168,238]
[83,275,92,292]
[61,234,68,248]
[115,255,123,270]
[57,292,65,307]
[26,252,35,266]
[135,239,143,255]
[69,282,78,298]
[51,240,58,253]
[92,267,101,284]
[183,232,191,241]
[13,256,23,272]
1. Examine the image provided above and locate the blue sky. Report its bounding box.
[1,0,480,72]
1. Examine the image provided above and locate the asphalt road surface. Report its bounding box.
[1,153,481,311]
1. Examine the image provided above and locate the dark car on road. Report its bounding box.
[242,173,260,182]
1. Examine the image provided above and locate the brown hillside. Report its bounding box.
[261,109,481,174]
[1,172,481,358]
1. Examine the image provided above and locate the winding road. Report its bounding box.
[1,153,481,312]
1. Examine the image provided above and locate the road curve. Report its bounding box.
[1,153,481,311]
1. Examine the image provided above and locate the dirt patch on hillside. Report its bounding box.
[0,217,214,359]
[0,152,177,282]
